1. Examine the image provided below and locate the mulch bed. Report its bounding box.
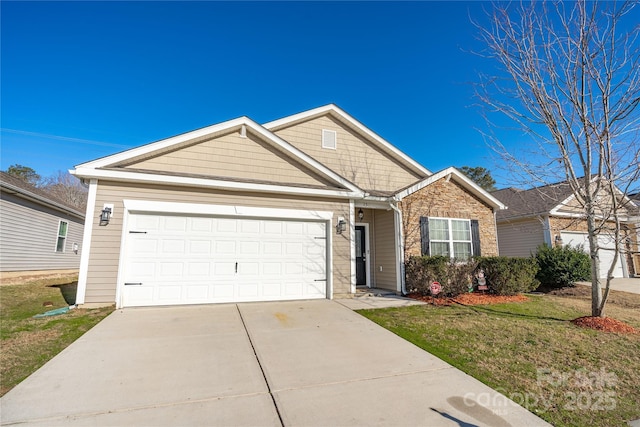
[571,316,638,334]
[407,292,529,306]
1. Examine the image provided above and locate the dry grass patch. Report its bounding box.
[0,274,113,396]
[359,289,640,427]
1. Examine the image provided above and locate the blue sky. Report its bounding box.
[3,1,513,186]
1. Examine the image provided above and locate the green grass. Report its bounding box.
[358,288,640,427]
[0,275,114,396]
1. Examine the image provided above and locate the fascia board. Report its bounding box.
[394,167,506,210]
[245,117,362,193]
[73,116,361,194]
[263,104,432,177]
[75,117,249,169]
[71,168,361,199]
[0,181,85,219]
[549,192,577,215]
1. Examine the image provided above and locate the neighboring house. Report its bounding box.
[71,104,504,308]
[629,193,640,277]
[0,172,84,272]
[492,180,639,278]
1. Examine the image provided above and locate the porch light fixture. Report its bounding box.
[100,207,112,226]
[336,217,347,234]
[358,209,364,221]
[555,235,563,246]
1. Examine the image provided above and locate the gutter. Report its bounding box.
[0,182,85,220]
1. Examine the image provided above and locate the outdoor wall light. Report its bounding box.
[336,217,347,234]
[100,207,112,226]
[555,235,563,246]
[358,208,364,221]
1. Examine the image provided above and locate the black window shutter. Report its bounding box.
[471,219,481,256]
[420,217,430,256]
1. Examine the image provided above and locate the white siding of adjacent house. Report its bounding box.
[496,218,546,258]
[0,193,84,271]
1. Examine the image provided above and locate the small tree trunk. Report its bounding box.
[585,211,603,317]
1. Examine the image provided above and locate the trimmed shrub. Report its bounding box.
[475,256,540,296]
[535,244,591,288]
[405,256,476,297]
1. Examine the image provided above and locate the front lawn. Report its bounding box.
[359,287,640,427]
[0,275,114,396]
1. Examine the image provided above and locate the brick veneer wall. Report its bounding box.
[400,178,498,258]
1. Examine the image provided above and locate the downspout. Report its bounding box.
[389,198,407,295]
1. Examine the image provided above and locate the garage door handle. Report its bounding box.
[124,282,143,286]
[235,262,238,273]
[129,231,147,234]
[314,279,326,282]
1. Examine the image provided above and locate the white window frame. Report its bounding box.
[322,129,337,150]
[55,220,69,253]
[428,217,473,259]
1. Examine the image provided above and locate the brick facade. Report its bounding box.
[400,177,498,258]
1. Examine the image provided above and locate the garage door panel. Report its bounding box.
[560,232,624,278]
[122,214,328,307]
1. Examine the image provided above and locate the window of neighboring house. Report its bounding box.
[56,221,68,252]
[419,217,481,260]
[322,129,337,149]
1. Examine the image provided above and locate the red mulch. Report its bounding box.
[571,316,638,334]
[407,292,529,306]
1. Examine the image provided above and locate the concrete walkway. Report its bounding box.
[576,278,640,295]
[1,300,549,426]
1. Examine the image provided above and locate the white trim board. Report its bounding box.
[122,199,334,221]
[72,168,362,199]
[72,116,362,195]
[394,167,506,211]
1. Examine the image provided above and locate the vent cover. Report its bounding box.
[322,129,337,149]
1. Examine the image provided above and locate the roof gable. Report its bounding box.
[264,104,431,190]
[73,117,363,198]
[394,167,505,210]
[492,178,639,221]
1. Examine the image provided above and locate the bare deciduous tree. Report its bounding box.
[41,171,88,212]
[474,0,640,317]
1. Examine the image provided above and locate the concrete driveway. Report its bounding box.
[577,277,640,295]
[1,300,549,426]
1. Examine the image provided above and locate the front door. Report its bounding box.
[355,225,366,286]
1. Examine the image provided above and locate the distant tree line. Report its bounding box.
[4,164,88,212]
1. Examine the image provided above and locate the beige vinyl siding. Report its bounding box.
[124,130,331,188]
[496,218,545,257]
[273,115,423,192]
[85,180,351,304]
[0,193,84,271]
[372,209,397,290]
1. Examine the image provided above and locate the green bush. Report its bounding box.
[535,244,591,288]
[475,256,540,296]
[405,256,476,297]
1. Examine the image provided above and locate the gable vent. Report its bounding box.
[322,129,337,150]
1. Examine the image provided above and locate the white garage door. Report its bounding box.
[121,213,327,307]
[560,232,624,278]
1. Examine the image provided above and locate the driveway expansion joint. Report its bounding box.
[236,304,285,427]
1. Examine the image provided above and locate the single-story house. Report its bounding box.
[629,193,640,276]
[0,171,84,273]
[71,104,504,308]
[492,179,639,278]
